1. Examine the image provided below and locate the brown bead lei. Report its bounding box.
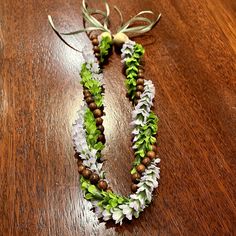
[90,35,101,60]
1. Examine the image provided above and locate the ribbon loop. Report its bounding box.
[117,11,161,36]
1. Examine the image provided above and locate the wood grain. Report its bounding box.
[0,0,236,235]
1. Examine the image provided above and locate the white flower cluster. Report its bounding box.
[131,80,156,145]
[72,104,104,175]
[99,158,160,224]
[81,45,104,83]
[72,40,160,224]
[121,39,135,63]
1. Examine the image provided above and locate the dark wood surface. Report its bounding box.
[0,0,236,235]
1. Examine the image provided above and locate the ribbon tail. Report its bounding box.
[116,11,161,37]
[48,15,82,52]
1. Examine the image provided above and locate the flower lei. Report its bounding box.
[49,0,161,225]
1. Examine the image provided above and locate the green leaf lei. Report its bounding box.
[125,44,145,99]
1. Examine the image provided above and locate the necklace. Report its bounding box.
[49,0,161,225]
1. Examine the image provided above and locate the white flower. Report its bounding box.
[89,149,97,158]
[82,46,97,64]
[102,209,112,221]
[132,128,139,135]
[154,158,161,165]
[111,208,125,224]
[86,63,92,70]
[137,188,152,203]
[121,40,135,63]
[119,204,133,220]
[91,62,100,73]
[129,200,140,212]
[130,193,145,207]
[130,118,144,126]
[94,205,104,218]
[93,73,104,83]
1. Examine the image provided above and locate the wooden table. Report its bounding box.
[0,0,235,235]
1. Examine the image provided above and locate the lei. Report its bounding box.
[49,0,161,224]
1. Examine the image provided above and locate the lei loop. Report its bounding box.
[49,0,161,225]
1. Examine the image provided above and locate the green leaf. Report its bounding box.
[108,192,117,199]
[94,142,105,151]
[131,167,137,174]
[126,66,139,74]
[118,197,124,204]
[131,112,159,168]
[123,42,146,103]
[105,204,112,210]
[88,185,97,194]
[99,36,112,63]
[135,149,145,158]
[109,199,118,208]
[85,193,94,200]
[150,136,156,144]
[81,180,89,190]
[80,63,103,107]
[84,108,104,152]
[134,44,145,56]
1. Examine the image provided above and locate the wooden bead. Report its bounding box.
[98,180,108,190]
[83,89,90,95]
[97,125,104,133]
[89,173,100,184]
[137,85,144,92]
[97,134,105,144]
[138,68,144,73]
[88,102,97,111]
[85,96,94,104]
[134,99,139,105]
[107,187,113,193]
[84,91,91,98]
[78,165,85,174]
[95,52,100,58]
[151,145,157,152]
[147,151,156,159]
[90,34,98,40]
[82,169,92,179]
[93,46,100,53]
[141,157,151,166]
[137,78,144,85]
[131,184,138,193]
[96,117,103,126]
[135,91,142,99]
[131,173,141,183]
[92,38,99,46]
[138,72,144,78]
[93,109,102,118]
[77,159,83,166]
[139,59,145,66]
[136,164,146,173]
